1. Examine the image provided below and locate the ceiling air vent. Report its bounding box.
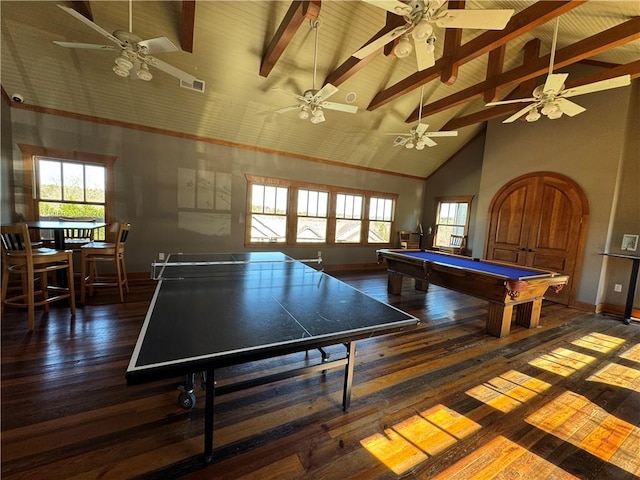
[180,79,206,93]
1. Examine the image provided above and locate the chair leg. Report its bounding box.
[115,255,124,303]
[26,266,35,331]
[42,271,50,313]
[67,255,76,316]
[121,255,129,294]
[80,251,87,305]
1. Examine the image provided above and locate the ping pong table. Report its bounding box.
[126,252,418,462]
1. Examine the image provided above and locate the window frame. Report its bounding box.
[432,195,473,248]
[245,175,397,246]
[19,144,116,228]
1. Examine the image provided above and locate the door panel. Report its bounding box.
[486,173,589,306]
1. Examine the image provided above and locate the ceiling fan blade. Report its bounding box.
[276,105,301,114]
[560,75,631,98]
[322,102,358,113]
[555,98,586,117]
[503,104,536,123]
[353,26,408,59]
[415,123,428,135]
[423,130,458,137]
[543,73,569,95]
[53,41,118,51]
[434,9,514,30]
[315,83,339,101]
[362,0,413,16]
[384,133,413,136]
[57,5,123,46]
[423,137,438,147]
[486,97,537,106]
[143,55,200,84]
[138,37,179,55]
[414,38,435,71]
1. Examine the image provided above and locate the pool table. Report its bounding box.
[376,249,569,338]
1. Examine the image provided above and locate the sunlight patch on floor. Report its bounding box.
[571,332,625,353]
[587,362,640,391]
[429,435,579,480]
[529,347,596,377]
[360,404,480,475]
[465,370,552,413]
[526,391,640,476]
[620,343,640,363]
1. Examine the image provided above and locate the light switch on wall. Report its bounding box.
[614,284,623,292]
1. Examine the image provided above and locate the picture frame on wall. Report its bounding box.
[621,234,639,251]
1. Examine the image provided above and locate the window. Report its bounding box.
[297,189,329,243]
[368,197,393,243]
[19,145,116,240]
[433,196,473,247]
[335,193,362,243]
[246,175,396,246]
[250,184,289,243]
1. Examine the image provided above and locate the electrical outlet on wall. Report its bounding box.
[159,252,165,261]
[614,284,623,292]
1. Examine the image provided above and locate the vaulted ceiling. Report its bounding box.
[2,1,639,178]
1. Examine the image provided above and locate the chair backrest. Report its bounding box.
[63,227,95,240]
[115,223,131,250]
[449,234,466,248]
[1,224,33,256]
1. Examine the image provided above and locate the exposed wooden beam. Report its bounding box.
[483,45,506,103]
[70,1,93,21]
[325,13,405,86]
[367,1,585,111]
[180,1,196,53]
[414,17,640,121]
[443,60,640,130]
[259,1,321,78]
[440,0,464,85]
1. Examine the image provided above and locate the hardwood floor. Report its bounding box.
[2,271,639,479]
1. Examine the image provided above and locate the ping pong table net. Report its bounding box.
[151,253,323,280]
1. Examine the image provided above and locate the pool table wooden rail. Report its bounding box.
[376,249,569,338]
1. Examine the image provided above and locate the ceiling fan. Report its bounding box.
[486,18,631,123]
[53,2,204,92]
[275,19,357,124]
[385,86,458,149]
[353,0,514,71]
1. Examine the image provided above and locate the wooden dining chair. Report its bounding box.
[59,216,96,249]
[80,223,131,303]
[440,234,467,255]
[1,224,76,331]
[398,231,420,249]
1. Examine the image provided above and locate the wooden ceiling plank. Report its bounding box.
[417,17,640,119]
[325,13,405,86]
[260,1,321,78]
[70,1,93,21]
[368,0,585,112]
[180,1,196,53]
[440,0,465,85]
[444,59,640,130]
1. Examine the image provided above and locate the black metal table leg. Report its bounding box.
[204,368,215,463]
[342,342,356,412]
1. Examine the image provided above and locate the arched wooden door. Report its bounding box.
[485,172,589,305]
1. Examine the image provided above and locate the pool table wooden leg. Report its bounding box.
[387,271,403,294]
[486,303,513,338]
[515,298,542,329]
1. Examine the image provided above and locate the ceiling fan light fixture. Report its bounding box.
[541,102,559,116]
[310,107,325,124]
[415,140,426,150]
[547,109,563,120]
[412,19,433,41]
[298,107,310,120]
[394,36,413,58]
[526,108,541,122]
[405,140,415,149]
[114,54,134,71]
[136,62,153,81]
[113,64,131,77]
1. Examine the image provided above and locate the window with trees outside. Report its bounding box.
[19,145,116,241]
[246,175,396,246]
[433,196,473,248]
